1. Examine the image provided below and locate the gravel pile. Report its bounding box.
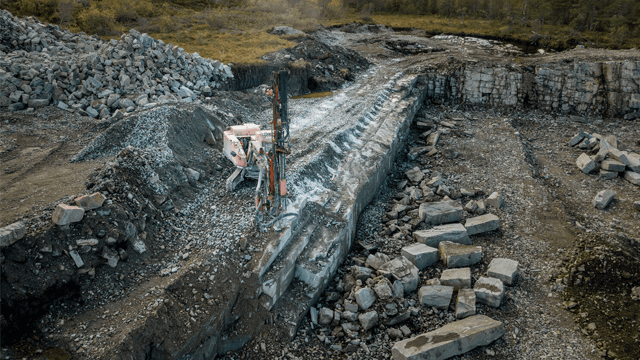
[0,9,233,116]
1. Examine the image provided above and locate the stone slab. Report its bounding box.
[0,222,26,247]
[418,285,453,309]
[391,315,504,360]
[464,214,500,236]
[75,192,107,210]
[440,268,471,290]
[401,243,439,270]
[487,258,519,286]
[599,170,617,180]
[455,289,476,319]
[608,148,629,165]
[412,223,470,247]
[474,277,504,308]
[601,160,625,172]
[439,241,482,268]
[419,200,463,225]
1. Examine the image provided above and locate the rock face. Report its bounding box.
[419,200,463,225]
[51,204,85,225]
[401,243,438,270]
[464,214,500,235]
[391,315,504,360]
[412,223,471,247]
[439,241,482,268]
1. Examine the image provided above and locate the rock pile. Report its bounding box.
[0,9,233,116]
[570,131,640,185]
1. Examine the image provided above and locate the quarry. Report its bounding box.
[1,9,640,360]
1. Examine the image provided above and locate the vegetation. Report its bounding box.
[1,0,639,64]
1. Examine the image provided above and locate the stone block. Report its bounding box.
[439,241,482,268]
[319,307,334,326]
[599,170,617,180]
[568,131,588,146]
[405,167,424,183]
[487,258,519,286]
[374,280,394,301]
[608,148,629,165]
[455,289,476,319]
[75,192,106,210]
[401,243,438,270]
[486,192,502,208]
[464,214,500,236]
[627,153,640,172]
[576,153,596,174]
[358,310,379,331]
[391,315,504,360]
[52,204,85,226]
[593,189,616,210]
[419,200,463,225]
[412,223,470,247]
[440,268,471,290]
[378,257,420,294]
[366,252,390,270]
[601,159,625,172]
[354,287,377,310]
[579,137,598,149]
[474,277,504,308]
[624,171,640,185]
[476,200,486,215]
[0,222,26,247]
[418,285,453,309]
[28,98,48,108]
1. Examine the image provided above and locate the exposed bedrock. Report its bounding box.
[421,60,640,116]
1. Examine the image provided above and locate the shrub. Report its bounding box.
[76,5,118,35]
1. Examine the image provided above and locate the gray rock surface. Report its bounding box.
[455,289,476,319]
[418,285,453,309]
[0,221,26,247]
[439,241,483,268]
[440,268,472,289]
[391,315,504,360]
[487,258,519,286]
[401,243,438,270]
[576,153,596,174]
[474,277,505,308]
[593,189,616,209]
[354,287,377,310]
[464,214,500,235]
[419,200,463,225]
[378,257,420,294]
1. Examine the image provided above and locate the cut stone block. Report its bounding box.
[626,153,640,172]
[579,137,598,149]
[355,287,377,310]
[486,192,502,208]
[601,159,625,172]
[624,171,640,185]
[439,241,482,268]
[568,131,590,146]
[487,258,519,286]
[576,153,596,174]
[474,277,504,308]
[455,289,476,319]
[378,257,420,294]
[75,192,107,210]
[391,315,504,360]
[401,243,438,270]
[0,222,26,248]
[593,189,616,210]
[52,204,85,226]
[440,268,471,290]
[476,200,486,215]
[418,285,453,309]
[464,200,478,213]
[405,167,424,183]
[464,214,500,236]
[358,310,379,331]
[599,170,617,180]
[419,200,463,225]
[608,148,629,165]
[412,223,470,247]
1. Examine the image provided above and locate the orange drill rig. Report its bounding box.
[223,70,294,226]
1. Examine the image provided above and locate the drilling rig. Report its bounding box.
[222,70,294,227]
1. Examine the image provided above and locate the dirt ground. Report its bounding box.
[1,24,639,360]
